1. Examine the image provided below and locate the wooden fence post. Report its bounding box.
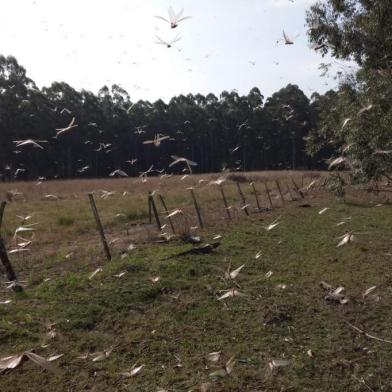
[148,195,152,224]
[286,182,295,201]
[292,179,304,199]
[219,185,232,220]
[0,237,22,291]
[250,182,261,212]
[149,192,162,231]
[275,180,285,206]
[0,201,6,233]
[0,202,22,291]
[88,193,111,261]
[159,194,175,234]
[189,188,204,228]
[264,181,273,209]
[236,181,249,216]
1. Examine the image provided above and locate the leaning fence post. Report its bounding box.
[286,182,295,201]
[159,194,175,234]
[264,181,273,209]
[149,192,162,231]
[88,193,111,261]
[275,180,285,206]
[188,188,204,228]
[0,201,6,233]
[219,185,232,220]
[250,182,261,212]
[292,179,304,199]
[236,181,249,216]
[0,237,22,291]
[0,202,22,291]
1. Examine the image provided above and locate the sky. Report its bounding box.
[0,0,346,103]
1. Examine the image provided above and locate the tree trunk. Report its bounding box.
[291,136,296,170]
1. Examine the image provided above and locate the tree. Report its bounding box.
[307,0,392,70]
[0,54,328,181]
[0,55,47,181]
[264,84,313,170]
[307,0,392,181]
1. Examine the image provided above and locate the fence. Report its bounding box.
[0,174,323,289]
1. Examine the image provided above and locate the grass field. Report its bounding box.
[0,171,324,266]
[1,172,392,391]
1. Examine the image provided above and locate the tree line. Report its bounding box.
[0,54,332,182]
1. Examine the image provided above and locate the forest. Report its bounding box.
[0,55,333,181]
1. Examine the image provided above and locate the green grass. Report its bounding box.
[56,216,75,226]
[1,199,392,391]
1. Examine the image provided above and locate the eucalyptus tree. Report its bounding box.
[307,0,392,180]
[0,53,328,180]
